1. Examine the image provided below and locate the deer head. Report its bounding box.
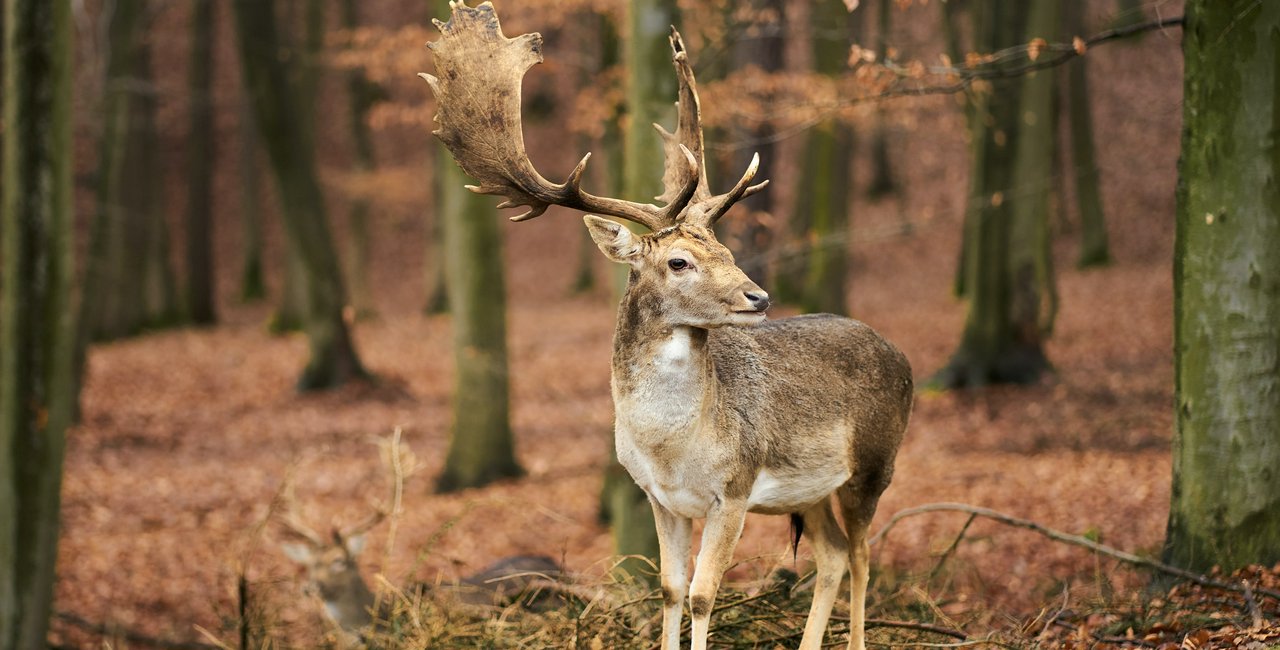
[421,1,771,328]
[278,487,384,635]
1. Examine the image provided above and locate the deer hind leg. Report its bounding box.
[837,485,884,650]
[688,500,748,650]
[796,499,851,650]
[649,496,693,650]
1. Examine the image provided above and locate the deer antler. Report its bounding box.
[656,28,769,228]
[422,2,765,231]
[421,1,697,231]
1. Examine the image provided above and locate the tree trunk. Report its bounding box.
[732,0,784,285]
[133,39,179,327]
[867,0,897,199]
[232,0,368,390]
[270,0,325,333]
[0,1,75,647]
[794,1,855,315]
[186,0,217,324]
[1065,0,1110,268]
[1006,0,1058,351]
[340,0,379,320]
[933,0,1048,388]
[435,160,522,492]
[1163,0,1280,574]
[424,149,450,314]
[238,96,266,301]
[604,0,684,575]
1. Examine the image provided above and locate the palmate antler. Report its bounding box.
[421,1,767,231]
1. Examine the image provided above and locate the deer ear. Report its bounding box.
[281,542,315,565]
[343,534,367,558]
[584,215,642,265]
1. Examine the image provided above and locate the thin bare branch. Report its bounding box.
[870,503,1280,601]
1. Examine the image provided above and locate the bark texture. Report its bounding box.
[1065,0,1110,268]
[1,0,75,646]
[1164,0,1280,573]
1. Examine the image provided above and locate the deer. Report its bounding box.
[421,4,914,649]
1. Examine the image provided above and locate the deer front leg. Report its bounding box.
[650,496,692,650]
[688,499,748,650]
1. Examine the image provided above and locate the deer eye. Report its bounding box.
[668,258,689,272]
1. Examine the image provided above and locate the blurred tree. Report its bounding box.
[602,0,684,576]
[270,0,325,333]
[571,12,622,295]
[341,0,382,320]
[238,95,267,301]
[1064,0,1110,268]
[1164,0,1280,574]
[434,162,522,491]
[232,0,368,389]
[778,1,855,315]
[424,155,449,314]
[866,0,897,199]
[1112,0,1145,29]
[80,0,180,343]
[1006,0,1059,367]
[933,0,1052,388]
[185,0,217,324]
[731,0,783,285]
[0,0,74,646]
[432,0,521,492]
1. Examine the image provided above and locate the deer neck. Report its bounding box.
[611,281,717,442]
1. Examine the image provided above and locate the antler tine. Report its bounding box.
[423,1,679,232]
[277,485,328,548]
[695,153,770,227]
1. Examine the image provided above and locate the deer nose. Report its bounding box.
[744,289,770,312]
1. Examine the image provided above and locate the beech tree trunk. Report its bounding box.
[185,0,216,324]
[933,0,1049,388]
[1163,0,1280,573]
[731,0,784,285]
[271,0,325,333]
[0,1,75,647]
[867,0,897,199]
[434,161,522,492]
[603,0,683,575]
[341,0,379,320]
[238,96,266,301]
[1065,0,1110,268]
[232,0,368,390]
[791,1,855,315]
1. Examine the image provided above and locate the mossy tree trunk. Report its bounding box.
[232,0,368,390]
[238,95,266,301]
[0,0,75,646]
[1005,0,1058,365]
[1163,0,1280,574]
[341,0,380,320]
[603,0,683,576]
[867,0,897,199]
[731,0,784,285]
[1065,0,1110,268]
[80,0,179,341]
[271,0,325,333]
[185,0,217,324]
[434,159,522,492]
[933,0,1048,388]
[789,1,855,315]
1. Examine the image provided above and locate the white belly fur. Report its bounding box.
[747,466,851,514]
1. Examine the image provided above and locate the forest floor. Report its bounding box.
[49,5,1280,648]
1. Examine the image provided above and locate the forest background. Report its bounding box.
[3,0,1278,648]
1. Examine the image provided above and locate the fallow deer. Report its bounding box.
[422,4,914,649]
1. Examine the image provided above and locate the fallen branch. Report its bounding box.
[869,503,1280,602]
[55,611,222,650]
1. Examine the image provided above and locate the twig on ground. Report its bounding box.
[928,512,977,583]
[1242,579,1264,630]
[1051,618,1157,648]
[869,503,1280,601]
[55,611,222,650]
